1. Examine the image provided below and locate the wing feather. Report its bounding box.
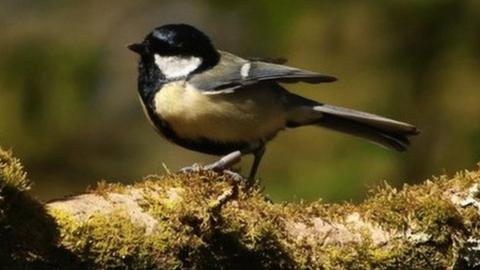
[188,51,336,92]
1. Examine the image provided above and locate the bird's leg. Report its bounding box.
[178,163,202,173]
[248,146,265,185]
[204,151,245,182]
[204,150,242,172]
[180,146,265,184]
[180,151,244,180]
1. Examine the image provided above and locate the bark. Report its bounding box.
[1,147,479,269]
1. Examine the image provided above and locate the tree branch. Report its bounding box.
[1,147,479,269]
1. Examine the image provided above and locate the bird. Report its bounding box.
[128,23,419,182]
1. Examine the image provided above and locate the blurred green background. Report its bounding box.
[1,0,479,202]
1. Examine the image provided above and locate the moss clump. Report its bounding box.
[0,148,30,192]
[50,171,298,269]
[363,182,462,244]
[45,167,480,269]
[1,146,480,269]
[52,208,181,269]
[0,147,75,269]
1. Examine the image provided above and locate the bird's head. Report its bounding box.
[128,24,220,79]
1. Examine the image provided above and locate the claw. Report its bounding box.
[178,163,202,174]
[179,164,245,182]
[222,169,245,183]
[177,150,254,186]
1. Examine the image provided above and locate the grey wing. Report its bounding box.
[244,56,288,64]
[189,51,337,92]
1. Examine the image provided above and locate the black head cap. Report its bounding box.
[129,24,220,70]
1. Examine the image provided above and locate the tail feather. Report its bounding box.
[287,100,420,151]
[315,105,419,151]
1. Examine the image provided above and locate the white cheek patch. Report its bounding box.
[154,54,202,79]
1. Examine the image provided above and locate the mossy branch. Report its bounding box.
[1,147,480,269]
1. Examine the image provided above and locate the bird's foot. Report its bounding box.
[178,150,252,185]
[179,151,242,175]
[219,169,245,183]
[204,152,245,183]
[178,163,202,173]
[179,164,245,182]
[204,151,242,172]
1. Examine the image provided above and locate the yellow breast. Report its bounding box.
[154,81,287,142]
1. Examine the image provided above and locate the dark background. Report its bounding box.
[1,0,479,202]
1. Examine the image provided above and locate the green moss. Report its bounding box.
[0,147,30,192]
[87,180,129,197]
[414,196,460,244]
[51,207,187,269]
[2,146,480,269]
[0,148,68,268]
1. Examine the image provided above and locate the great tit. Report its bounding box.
[128,24,419,181]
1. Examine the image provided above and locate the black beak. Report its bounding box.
[128,43,145,54]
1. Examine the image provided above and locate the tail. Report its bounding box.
[286,97,420,151]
